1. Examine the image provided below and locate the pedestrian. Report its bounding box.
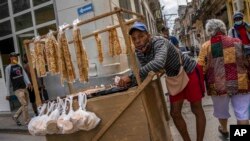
[118,22,206,141]
[5,52,32,126]
[161,26,179,48]
[198,19,250,139]
[23,54,38,116]
[228,11,250,47]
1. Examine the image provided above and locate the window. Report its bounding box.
[33,0,50,6]
[12,0,30,14]
[0,0,9,19]
[0,20,12,37]
[35,4,55,25]
[119,0,132,19]
[14,12,33,31]
[0,37,15,54]
[37,24,56,35]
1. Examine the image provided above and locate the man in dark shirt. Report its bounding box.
[5,52,32,126]
[23,54,38,116]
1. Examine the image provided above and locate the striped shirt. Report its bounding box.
[130,36,197,83]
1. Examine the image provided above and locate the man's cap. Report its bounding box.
[9,52,20,57]
[129,22,148,35]
[233,11,244,19]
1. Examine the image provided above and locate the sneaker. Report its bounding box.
[12,116,21,126]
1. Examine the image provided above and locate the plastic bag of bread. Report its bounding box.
[46,97,62,134]
[28,103,47,135]
[75,93,101,131]
[57,97,75,134]
[72,19,89,82]
[71,93,88,127]
[34,101,55,135]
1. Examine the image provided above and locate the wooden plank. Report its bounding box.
[91,72,156,141]
[120,7,145,19]
[143,79,173,141]
[115,7,141,86]
[23,40,42,106]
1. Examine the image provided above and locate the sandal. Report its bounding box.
[218,126,229,139]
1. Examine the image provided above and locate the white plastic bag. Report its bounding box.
[71,93,89,128]
[28,103,47,136]
[46,97,62,134]
[75,93,101,131]
[57,97,74,134]
[35,101,55,135]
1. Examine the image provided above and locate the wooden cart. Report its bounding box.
[46,72,172,141]
[23,7,173,141]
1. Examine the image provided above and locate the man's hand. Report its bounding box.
[27,84,33,91]
[6,96,10,101]
[117,76,131,87]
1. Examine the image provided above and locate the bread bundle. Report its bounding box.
[58,29,76,85]
[73,23,89,82]
[109,28,122,57]
[94,34,104,63]
[44,32,59,75]
[34,40,47,77]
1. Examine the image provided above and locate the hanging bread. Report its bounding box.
[45,33,59,75]
[29,44,36,69]
[112,28,122,56]
[57,31,68,85]
[58,31,76,84]
[34,41,47,77]
[82,47,89,82]
[108,29,114,57]
[94,34,103,63]
[44,38,51,72]
[73,26,89,82]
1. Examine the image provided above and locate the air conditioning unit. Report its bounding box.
[234,0,244,11]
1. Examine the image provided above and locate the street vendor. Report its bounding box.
[117,21,206,141]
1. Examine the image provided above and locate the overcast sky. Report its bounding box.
[159,0,192,30]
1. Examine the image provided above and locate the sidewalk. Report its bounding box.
[0,111,34,134]
[0,96,236,141]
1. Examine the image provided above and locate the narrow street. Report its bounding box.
[168,95,235,141]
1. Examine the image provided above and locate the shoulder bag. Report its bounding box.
[165,49,189,96]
